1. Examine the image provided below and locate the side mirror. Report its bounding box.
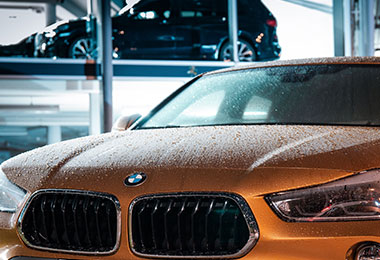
[112,114,142,132]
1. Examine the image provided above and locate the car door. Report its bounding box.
[172,0,228,60]
[113,0,176,59]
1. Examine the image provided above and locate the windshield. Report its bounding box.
[136,64,380,129]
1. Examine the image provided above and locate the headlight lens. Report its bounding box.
[44,30,56,38]
[0,167,26,213]
[266,169,380,222]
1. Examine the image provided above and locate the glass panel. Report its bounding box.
[171,91,225,125]
[139,64,380,128]
[242,96,272,121]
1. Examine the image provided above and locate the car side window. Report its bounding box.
[178,0,226,18]
[131,0,172,20]
[180,11,203,18]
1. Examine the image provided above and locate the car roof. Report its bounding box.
[205,56,380,76]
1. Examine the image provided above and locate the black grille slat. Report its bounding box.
[50,196,61,245]
[71,196,82,247]
[136,201,147,250]
[229,207,239,250]
[31,204,41,245]
[201,199,214,251]
[150,200,159,250]
[39,197,49,244]
[176,199,186,251]
[94,199,103,248]
[20,191,118,253]
[60,196,70,247]
[163,200,173,250]
[131,194,254,257]
[190,199,200,252]
[82,197,92,248]
[105,201,114,246]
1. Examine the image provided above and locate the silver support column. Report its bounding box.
[343,0,353,56]
[228,0,239,63]
[101,0,113,132]
[333,0,344,56]
[89,93,101,135]
[47,126,61,144]
[87,0,93,15]
[45,2,56,26]
[95,0,113,133]
[359,0,374,56]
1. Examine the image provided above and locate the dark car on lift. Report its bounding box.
[0,0,281,61]
[0,35,36,58]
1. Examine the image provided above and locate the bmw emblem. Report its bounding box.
[124,172,147,187]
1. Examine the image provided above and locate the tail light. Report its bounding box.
[266,19,277,27]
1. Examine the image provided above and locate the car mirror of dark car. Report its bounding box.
[112,114,142,132]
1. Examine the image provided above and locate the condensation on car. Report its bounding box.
[57,126,380,174]
[3,124,380,192]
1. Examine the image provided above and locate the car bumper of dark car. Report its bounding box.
[256,42,281,61]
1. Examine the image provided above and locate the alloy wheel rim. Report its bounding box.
[71,38,96,59]
[222,41,256,62]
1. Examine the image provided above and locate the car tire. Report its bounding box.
[68,37,97,59]
[219,39,257,62]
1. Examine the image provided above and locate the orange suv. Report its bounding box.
[1,57,380,260]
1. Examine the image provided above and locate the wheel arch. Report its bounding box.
[66,34,94,58]
[216,31,257,60]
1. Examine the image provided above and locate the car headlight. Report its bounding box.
[0,167,26,213]
[44,30,56,38]
[266,169,380,222]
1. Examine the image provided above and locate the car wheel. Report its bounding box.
[68,37,97,59]
[219,39,257,62]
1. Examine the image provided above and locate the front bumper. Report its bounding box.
[2,198,380,259]
[1,168,379,260]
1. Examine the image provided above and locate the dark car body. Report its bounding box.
[1,0,281,61]
[0,34,35,57]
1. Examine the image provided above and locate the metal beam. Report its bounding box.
[0,58,234,79]
[333,0,344,56]
[112,0,124,9]
[0,112,89,126]
[343,0,353,56]
[47,125,61,144]
[228,0,239,63]
[60,0,87,17]
[358,0,374,56]
[89,93,101,135]
[0,4,44,13]
[111,1,122,13]
[45,3,56,26]
[87,0,93,15]
[100,0,113,132]
[281,0,332,14]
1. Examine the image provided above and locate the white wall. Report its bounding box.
[262,0,334,59]
[0,2,46,45]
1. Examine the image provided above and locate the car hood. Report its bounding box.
[3,125,380,194]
